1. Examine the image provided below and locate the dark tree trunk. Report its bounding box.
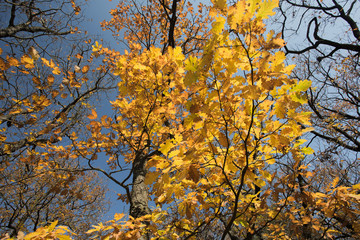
[130,152,151,240]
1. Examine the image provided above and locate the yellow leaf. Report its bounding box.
[52,67,61,75]
[160,140,174,155]
[7,56,19,66]
[48,220,58,231]
[169,46,185,62]
[262,170,272,181]
[242,85,261,100]
[42,58,55,68]
[257,0,279,19]
[332,177,340,188]
[301,147,314,155]
[114,213,125,221]
[271,38,285,48]
[294,139,307,147]
[291,80,312,92]
[21,55,34,68]
[211,15,226,35]
[57,235,72,240]
[274,101,286,118]
[86,228,99,234]
[291,92,308,104]
[157,194,167,203]
[168,149,180,158]
[0,134,6,142]
[92,41,102,52]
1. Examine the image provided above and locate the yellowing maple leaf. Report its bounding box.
[82,65,90,73]
[92,41,102,52]
[41,58,55,68]
[21,55,34,68]
[52,67,61,75]
[257,0,279,19]
[160,140,174,155]
[291,80,312,92]
[211,15,226,35]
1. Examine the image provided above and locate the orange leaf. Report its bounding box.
[47,75,55,86]
[0,58,9,70]
[52,67,61,75]
[7,56,19,67]
[32,77,41,85]
[82,65,90,73]
[188,164,200,183]
[52,90,59,98]
[218,132,229,148]
[75,53,83,59]
[88,109,98,120]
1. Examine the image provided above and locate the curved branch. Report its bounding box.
[0,24,71,38]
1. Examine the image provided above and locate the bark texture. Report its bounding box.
[130,152,151,240]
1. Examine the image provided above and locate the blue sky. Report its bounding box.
[82,0,128,221]
[83,0,118,45]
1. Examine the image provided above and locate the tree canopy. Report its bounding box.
[1,0,360,239]
[0,0,111,238]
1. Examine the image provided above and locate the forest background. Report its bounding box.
[0,0,360,239]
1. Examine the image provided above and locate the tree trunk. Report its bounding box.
[298,174,312,239]
[130,152,151,240]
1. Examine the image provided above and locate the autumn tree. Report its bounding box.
[0,0,113,238]
[0,160,108,239]
[5,0,360,239]
[0,37,111,239]
[85,0,360,239]
[74,0,322,239]
[91,0,211,221]
[279,0,360,152]
[277,0,360,238]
